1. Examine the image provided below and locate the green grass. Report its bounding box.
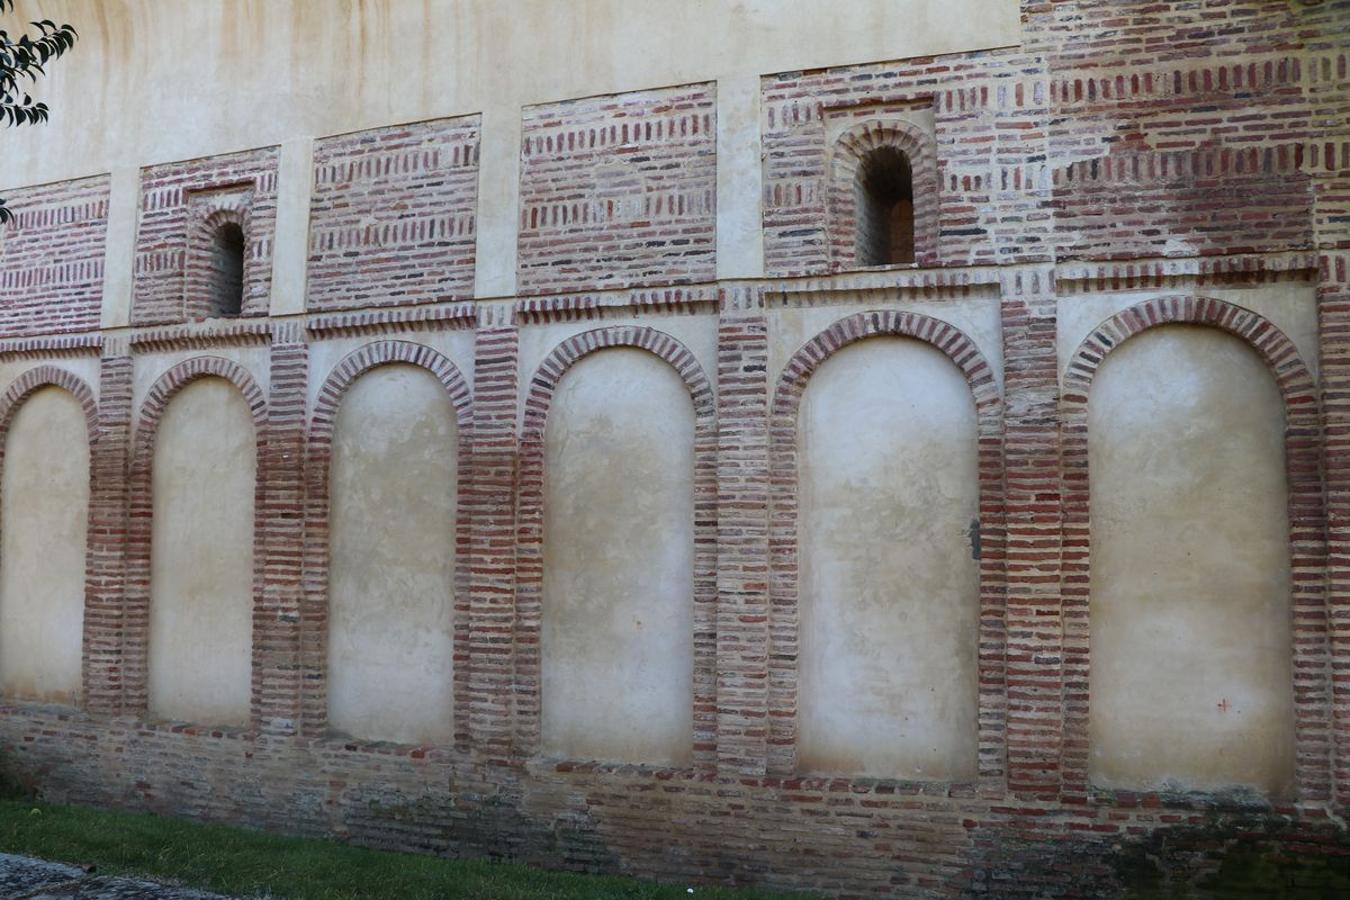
[0,799,797,899]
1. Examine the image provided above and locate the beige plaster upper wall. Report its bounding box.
[0,0,1021,188]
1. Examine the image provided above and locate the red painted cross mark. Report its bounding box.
[1217,698,1231,712]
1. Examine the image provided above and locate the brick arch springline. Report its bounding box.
[1057,294,1331,802]
[766,308,1008,779]
[301,339,474,738]
[123,355,269,717]
[515,324,718,768]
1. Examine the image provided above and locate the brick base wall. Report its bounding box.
[2,701,1347,895]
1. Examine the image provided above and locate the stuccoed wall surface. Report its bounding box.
[0,387,89,704]
[1088,326,1296,796]
[0,0,1021,310]
[797,337,980,779]
[328,363,458,746]
[147,377,255,727]
[0,0,1346,895]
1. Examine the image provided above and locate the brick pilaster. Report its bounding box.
[470,307,519,757]
[1319,249,1350,810]
[82,347,133,713]
[1000,266,1064,801]
[254,326,307,735]
[715,287,771,776]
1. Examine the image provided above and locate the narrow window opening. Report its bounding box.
[854,146,915,266]
[209,222,245,317]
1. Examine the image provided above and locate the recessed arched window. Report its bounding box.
[209,222,245,317]
[854,145,915,267]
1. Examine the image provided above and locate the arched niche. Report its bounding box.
[148,376,256,726]
[1087,324,1295,795]
[541,347,696,766]
[327,363,457,745]
[0,386,91,704]
[796,336,980,779]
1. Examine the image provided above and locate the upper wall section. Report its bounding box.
[1025,0,1344,261]
[308,117,481,312]
[0,0,1020,188]
[0,176,107,337]
[760,51,1050,276]
[517,84,716,295]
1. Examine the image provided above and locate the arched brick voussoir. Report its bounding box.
[132,356,268,464]
[197,204,247,235]
[771,309,1002,422]
[1062,295,1318,418]
[309,340,473,438]
[0,365,100,443]
[830,118,936,179]
[521,325,716,438]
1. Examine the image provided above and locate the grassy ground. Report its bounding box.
[0,799,797,900]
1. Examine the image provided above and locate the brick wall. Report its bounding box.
[516,83,717,295]
[762,50,1055,275]
[308,117,481,312]
[132,147,280,326]
[1,1,1349,895]
[0,176,108,337]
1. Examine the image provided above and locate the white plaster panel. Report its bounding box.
[148,377,255,726]
[0,387,89,704]
[100,166,140,329]
[1058,284,1319,383]
[797,337,980,779]
[541,348,695,765]
[716,73,764,280]
[327,364,457,745]
[269,137,315,316]
[1088,326,1295,796]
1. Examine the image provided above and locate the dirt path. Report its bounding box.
[0,852,232,899]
